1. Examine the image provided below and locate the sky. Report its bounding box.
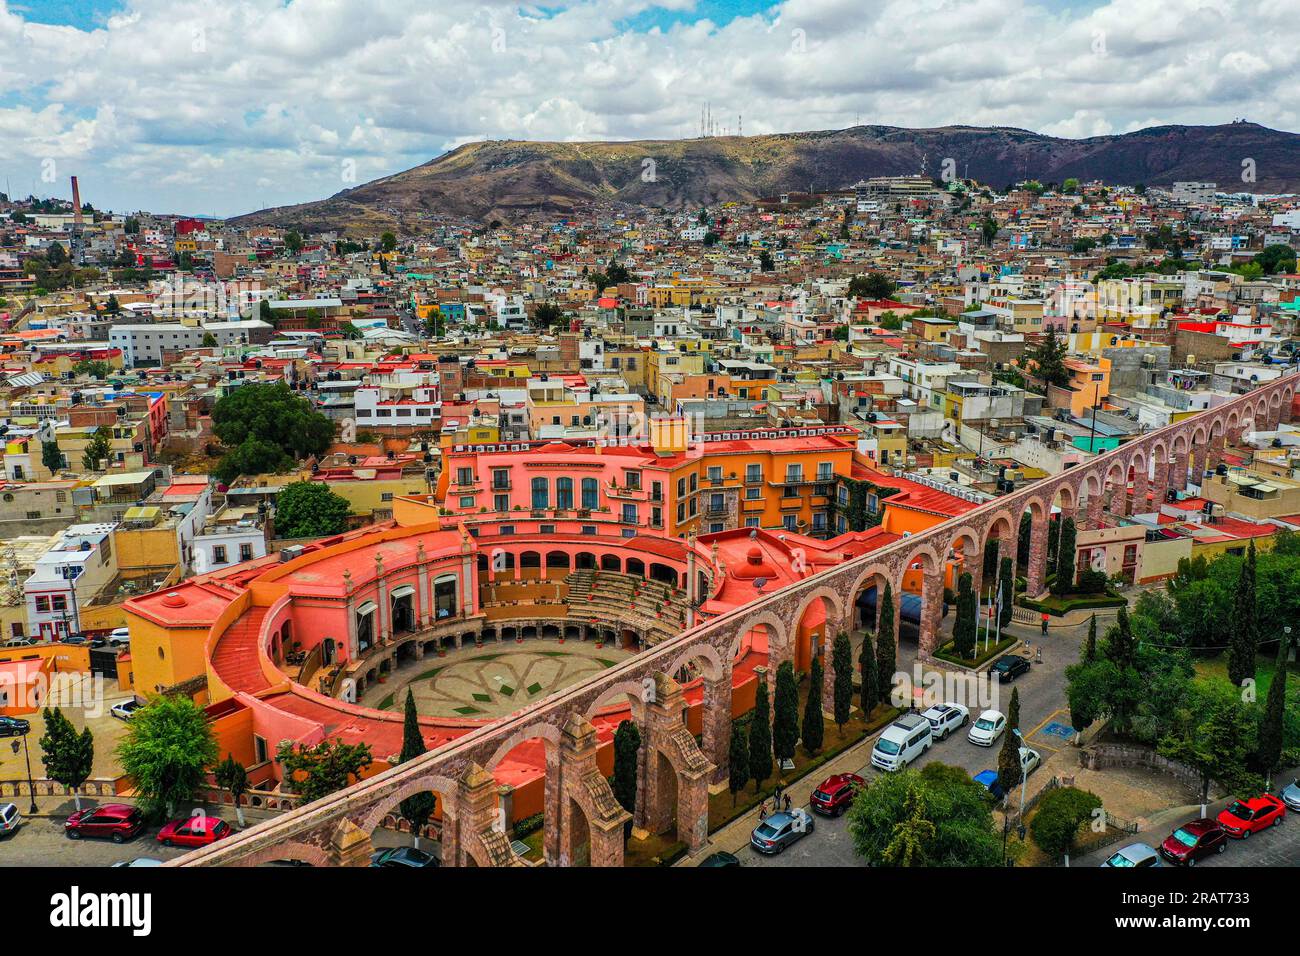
[1,0,1296,218]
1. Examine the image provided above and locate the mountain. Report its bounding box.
[230,122,1300,233]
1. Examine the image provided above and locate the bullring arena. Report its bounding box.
[118,375,1296,867]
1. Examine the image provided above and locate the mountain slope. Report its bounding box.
[231,122,1300,233]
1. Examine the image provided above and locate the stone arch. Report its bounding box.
[238,840,334,868]
[665,642,726,683]
[484,721,563,772]
[586,680,652,718]
[789,586,847,675]
[725,610,788,664]
[358,772,460,836]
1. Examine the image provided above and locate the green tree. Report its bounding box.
[996,686,1022,799]
[1158,684,1263,809]
[1254,632,1291,781]
[952,572,976,659]
[380,232,397,253]
[274,481,351,538]
[1052,516,1077,596]
[105,293,121,316]
[612,719,640,832]
[859,630,879,716]
[802,655,825,755]
[41,440,63,474]
[284,231,303,255]
[81,426,112,471]
[748,676,773,792]
[772,660,800,764]
[1227,541,1258,687]
[758,249,775,272]
[396,690,435,846]
[211,381,334,481]
[74,359,112,379]
[276,738,373,804]
[727,722,749,806]
[213,754,249,828]
[39,707,94,811]
[202,332,218,348]
[848,272,896,300]
[533,302,564,329]
[831,632,853,730]
[117,695,218,818]
[875,583,897,706]
[1029,786,1102,864]
[1022,326,1070,388]
[847,763,1002,866]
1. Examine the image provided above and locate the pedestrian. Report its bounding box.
[783,793,791,813]
[758,801,768,821]
[1040,613,1049,637]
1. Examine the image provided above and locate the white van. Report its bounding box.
[0,803,21,837]
[870,714,933,772]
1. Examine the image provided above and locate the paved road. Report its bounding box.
[741,613,1103,868]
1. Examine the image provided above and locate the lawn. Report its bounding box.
[934,635,1018,668]
[1193,651,1300,702]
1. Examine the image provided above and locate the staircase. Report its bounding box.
[210,607,271,694]
[564,570,688,645]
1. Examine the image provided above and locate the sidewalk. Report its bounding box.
[677,719,890,866]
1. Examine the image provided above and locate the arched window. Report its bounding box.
[581,477,598,510]
[556,477,574,510]
[531,476,549,509]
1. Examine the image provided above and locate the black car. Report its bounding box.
[699,851,741,867]
[370,846,439,867]
[0,716,30,737]
[990,655,1031,682]
[61,635,107,649]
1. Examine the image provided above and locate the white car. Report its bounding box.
[110,699,142,721]
[0,802,20,837]
[920,702,970,740]
[1019,746,1042,776]
[107,627,131,647]
[968,709,1007,747]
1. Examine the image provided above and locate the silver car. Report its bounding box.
[1282,778,1300,813]
[1101,843,1161,868]
[750,809,815,855]
[0,803,20,838]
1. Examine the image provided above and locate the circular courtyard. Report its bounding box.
[360,639,638,719]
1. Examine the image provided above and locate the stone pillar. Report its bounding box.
[437,794,460,866]
[642,672,713,852]
[457,763,522,867]
[1131,469,1149,516]
[1024,514,1049,598]
[918,567,944,659]
[541,746,560,865]
[344,570,359,660]
[328,818,373,867]
[1086,488,1104,531]
[685,543,697,630]
[417,542,431,627]
[559,713,630,867]
[1190,446,1207,487]
[1172,450,1189,491]
[376,556,391,644]
[701,665,733,786]
[1150,458,1170,512]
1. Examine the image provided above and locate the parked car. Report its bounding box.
[990,655,1031,682]
[112,857,163,867]
[871,714,933,771]
[107,627,131,647]
[110,700,142,721]
[0,803,20,837]
[810,773,865,816]
[1159,819,1227,866]
[1282,779,1300,813]
[0,638,35,648]
[62,634,106,649]
[967,709,1006,746]
[1020,747,1042,777]
[0,715,30,737]
[65,804,144,843]
[750,809,815,855]
[1216,794,1286,838]
[699,850,740,867]
[157,814,232,848]
[1101,843,1162,868]
[920,702,969,740]
[369,846,439,867]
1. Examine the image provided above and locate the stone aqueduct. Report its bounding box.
[174,375,1297,868]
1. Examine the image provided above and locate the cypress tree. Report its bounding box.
[612,719,641,835]
[953,572,976,659]
[1106,604,1137,670]
[749,676,773,792]
[832,632,853,730]
[1227,542,1258,687]
[875,582,897,707]
[999,556,1014,628]
[727,722,749,806]
[397,690,435,846]
[996,686,1022,798]
[859,630,879,717]
[802,655,825,755]
[1053,516,1077,596]
[772,660,800,764]
[1083,614,1097,663]
[1255,633,1290,780]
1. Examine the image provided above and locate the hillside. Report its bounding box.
[230,122,1300,233]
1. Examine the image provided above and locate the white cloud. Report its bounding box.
[0,0,1294,216]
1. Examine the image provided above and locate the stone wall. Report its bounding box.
[1078,742,1225,800]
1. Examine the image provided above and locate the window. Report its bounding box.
[213,546,228,564]
[651,481,663,502]
[785,464,803,483]
[817,461,833,481]
[745,517,760,528]
[35,596,50,613]
[492,468,510,490]
[688,473,698,493]
[624,470,641,491]
[621,504,638,524]
[26,511,40,520]
[530,477,549,509]
[456,467,474,486]
[710,493,725,512]
[677,478,686,497]
[51,595,67,612]
[707,466,722,482]
[783,514,797,531]
[494,493,509,512]
[239,543,254,561]
[458,496,474,508]
[380,493,394,502]
[556,477,574,510]
[580,477,598,510]
[746,463,762,483]
[746,486,762,500]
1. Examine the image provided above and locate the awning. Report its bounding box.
[356,601,377,615]
[390,584,415,599]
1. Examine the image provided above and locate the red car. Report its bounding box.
[1159,818,1227,866]
[1216,794,1286,838]
[157,815,232,848]
[65,804,144,844]
[809,773,865,816]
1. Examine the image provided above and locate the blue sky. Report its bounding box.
[0,0,1293,217]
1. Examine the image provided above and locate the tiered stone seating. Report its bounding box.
[564,569,688,645]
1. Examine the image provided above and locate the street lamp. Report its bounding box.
[11,731,37,815]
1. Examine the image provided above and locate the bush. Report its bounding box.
[1077,569,1109,594]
